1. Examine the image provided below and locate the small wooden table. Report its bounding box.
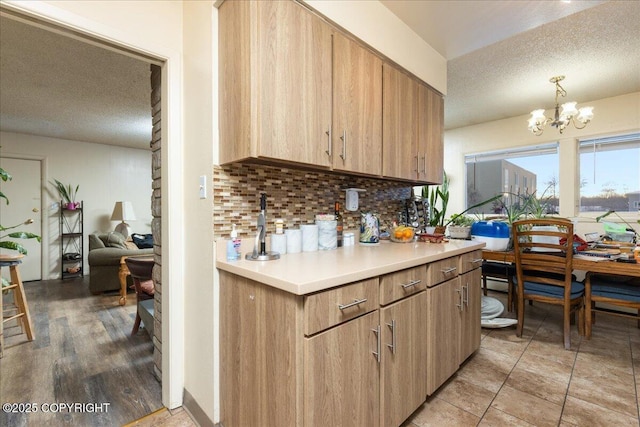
[482,250,640,277]
[118,255,154,305]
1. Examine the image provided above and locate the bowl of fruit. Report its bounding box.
[390,225,415,243]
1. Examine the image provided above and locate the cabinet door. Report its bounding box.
[459,268,481,363]
[418,85,444,184]
[304,310,380,427]
[426,277,460,395]
[382,64,419,181]
[256,0,333,167]
[381,292,427,427]
[333,32,382,175]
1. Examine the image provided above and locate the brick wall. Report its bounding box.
[150,64,162,381]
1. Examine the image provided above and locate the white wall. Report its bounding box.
[0,131,152,279]
[303,0,447,94]
[444,91,640,235]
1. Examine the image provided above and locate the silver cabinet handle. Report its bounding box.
[456,287,463,310]
[401,279,422,289]
[325,126,332,157]
[441,267,457,274]
[471,258,483,265]
[338,298,367,311]
[372,325,381,363]
[422,155,426,175]
[339,130,346,160]
[463,283,469,306]
[386,320,396,354]
[414,155,419,173]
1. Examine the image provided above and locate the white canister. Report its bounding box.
[317,219,337,250]
[343,232,355,247]
[301,224,319,252]
[285,229,302,254]
[270,233,287,255]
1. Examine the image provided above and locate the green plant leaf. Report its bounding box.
[7,231,41,242]
[0,241,27,254]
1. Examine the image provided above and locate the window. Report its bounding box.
[579,133,640,213]
[465,143,559,215]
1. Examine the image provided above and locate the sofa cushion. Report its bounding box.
[89,234,106,250]
[101,232,128,249]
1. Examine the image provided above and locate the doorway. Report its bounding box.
[0,157,42,281]
[0,3,177,417]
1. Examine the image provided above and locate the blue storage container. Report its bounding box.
[471,221,510,251]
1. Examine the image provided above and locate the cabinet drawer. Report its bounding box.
[304,278,379,336]
[379,265,427,305]
[459,250,483,274]
[426,256,459,287]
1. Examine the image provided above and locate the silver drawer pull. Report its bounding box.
[338,298,367,311]
[441,267,457,274]
[401,279,422,289]
[471,258,483,265]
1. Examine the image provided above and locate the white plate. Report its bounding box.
[481,318,518,329]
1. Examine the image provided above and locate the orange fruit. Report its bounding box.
[402,229,413,239]
[394,229,404,239]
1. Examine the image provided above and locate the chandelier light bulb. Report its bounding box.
[560,102,578,118]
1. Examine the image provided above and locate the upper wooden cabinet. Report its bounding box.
[219,0,333,167]
[219,0,442,183]
[382,64,419,181]
[332,32,382,176]
[382,63,444,184]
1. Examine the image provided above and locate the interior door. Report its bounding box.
[0,158,42,281]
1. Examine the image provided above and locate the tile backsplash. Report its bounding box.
[213,163,414,239]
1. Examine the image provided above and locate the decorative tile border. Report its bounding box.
[213,163,413,238]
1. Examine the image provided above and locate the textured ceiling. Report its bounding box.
[0,14,152,149]
[0,1,639,148]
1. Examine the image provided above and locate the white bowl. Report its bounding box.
[471,235,510,251]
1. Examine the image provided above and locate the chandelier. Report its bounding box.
[528,76,594,136]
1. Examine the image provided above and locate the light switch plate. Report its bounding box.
[199,175,207,199]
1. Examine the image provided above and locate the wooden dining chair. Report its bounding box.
[512,218,584,350]
[124,257,155,336]
[584,272,640,338]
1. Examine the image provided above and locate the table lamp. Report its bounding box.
[111,201,136,238]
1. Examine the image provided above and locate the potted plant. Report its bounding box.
[422,171,449,234]
[445,194,503,239]
[51,179,80,210]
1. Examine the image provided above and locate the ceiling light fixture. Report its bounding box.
[528,76,594,136]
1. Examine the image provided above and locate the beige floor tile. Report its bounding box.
[573,355,635,391]
[576,348,634,373]
[456,356,511,394]
[434,376,495,417]
[409,398,480,427]
[478,407,536,427]
[505,366,569,405]
[561,395,639,426]
[567,375,638,418]
[480,333,528,359]
[517,350,574,381]
[524,339,577,368]
[491,385,563,427]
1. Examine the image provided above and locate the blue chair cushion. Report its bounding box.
[514,276,585,299]
[591,276,640,302]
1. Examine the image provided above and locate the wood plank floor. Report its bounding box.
[1,276,163,426]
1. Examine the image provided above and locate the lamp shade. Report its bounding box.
[110,201,136,222]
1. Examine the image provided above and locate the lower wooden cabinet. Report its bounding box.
[220,257,481,426]
[426,276,461,395]
[380,292,427,427]
[459,268,481,363]
[304,311,380,427]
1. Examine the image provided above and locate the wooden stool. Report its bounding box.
[1,255,35,358]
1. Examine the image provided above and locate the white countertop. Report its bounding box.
[216,238,485,295]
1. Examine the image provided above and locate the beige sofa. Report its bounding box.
[88,232,153,294]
